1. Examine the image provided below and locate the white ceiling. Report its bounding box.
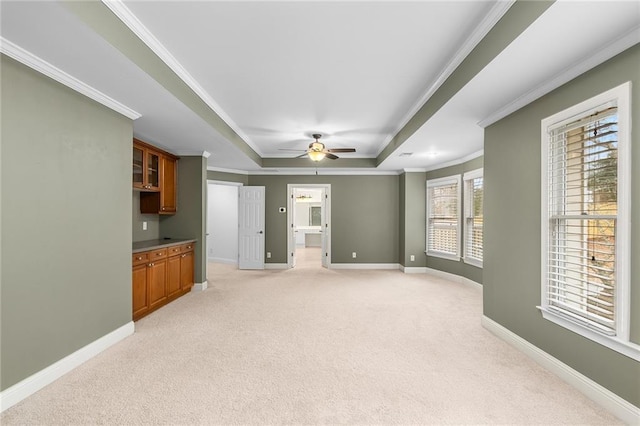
[1,1,639,173]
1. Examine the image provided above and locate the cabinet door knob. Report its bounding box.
[137,257,143,260]
[181,254,186,258]
[162,207,165,211]
[148,263,154,267]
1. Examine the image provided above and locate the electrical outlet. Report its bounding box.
[142,221,147,231]
[267,252,271,259]
[410,255,415,262]
[352,252,357,258]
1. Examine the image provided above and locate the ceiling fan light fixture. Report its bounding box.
[308,150,326,162]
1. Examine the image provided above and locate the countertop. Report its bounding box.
[132,238,196,253]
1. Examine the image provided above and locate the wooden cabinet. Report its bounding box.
[180,245,195,292]
[133,138,179,215]
[160,156,177,214]
[132,241,195,321]
[133,140,161,191]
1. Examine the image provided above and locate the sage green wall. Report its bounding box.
[484,44,640,406]
[207,170,249,185]
[160,156,207,284]
[400,172,428,268]
[132,192,160,242]
[1,55,133,390]
[406,156,484,284]
[247,175,399,264]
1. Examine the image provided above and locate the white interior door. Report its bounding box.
[238,186,265,269]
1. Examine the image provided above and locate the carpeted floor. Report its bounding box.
[1,249,620,424]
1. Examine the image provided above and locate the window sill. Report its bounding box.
[425,251,460,262]
[463,257,482,268]
[537,306,640,361]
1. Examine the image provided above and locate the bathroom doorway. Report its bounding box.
[287,184,331,269]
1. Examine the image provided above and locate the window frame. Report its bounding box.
[426,175,461,261]
[539,81,638,361]
[463,168,483,268]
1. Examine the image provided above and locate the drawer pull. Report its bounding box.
[137,257,143,261]
[187,246,192,249]
[156,253,163,256]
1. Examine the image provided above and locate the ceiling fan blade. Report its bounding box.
[295,153,309,159]
[278,148,306,152]
[327,148,356,153]
[325,153,339,160]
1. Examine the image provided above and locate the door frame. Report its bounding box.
[287,183,331,269]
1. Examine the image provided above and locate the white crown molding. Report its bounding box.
[421,149,484,173]
[482,316,640,424]
[173,150,211,158]
[375,0,516,156]
[0,322,134,413]
[479,25,640,128]
[101,0,263,156]
[0,38,141,120]
[207,166,251,175]
[249,168,401,176]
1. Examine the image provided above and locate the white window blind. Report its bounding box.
[464,169,483,266]
[540,82,636,360]
[546,106,619,335]
[426,176,460,259]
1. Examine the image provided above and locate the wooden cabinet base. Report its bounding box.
[132,242,195,321]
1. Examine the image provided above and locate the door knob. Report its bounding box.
[258,230,263,234]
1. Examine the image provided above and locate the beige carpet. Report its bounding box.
[2,250,620,425]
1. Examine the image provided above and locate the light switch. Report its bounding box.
[410,255,415,262]
[142,221,147,231]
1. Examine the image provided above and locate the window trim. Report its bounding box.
[463,168,483,268]
[539,81,638,361]
[426,175,461,261]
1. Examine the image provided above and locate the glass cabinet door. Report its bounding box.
[147,151,160,189]
[133,145,144,187]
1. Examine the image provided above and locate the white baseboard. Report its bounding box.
[482,316,640,425]
[208,257,237,265]
[425,267,483,290]
[329,263,400,270]
[192,280,208,292]
[0,321,134,413]
[400,266,429,274]
[265,263,288,270]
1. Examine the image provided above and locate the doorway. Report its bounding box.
[287,184,331,269]
[206,181,241,267]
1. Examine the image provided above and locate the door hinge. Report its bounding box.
[291,252,294,257]
[325,252,328,257]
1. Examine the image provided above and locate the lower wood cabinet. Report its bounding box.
[132,242,195,321]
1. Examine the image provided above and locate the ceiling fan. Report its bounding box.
[284,134,356,161]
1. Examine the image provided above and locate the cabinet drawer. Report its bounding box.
[180,243,195,252]
[167,245,182,257]
[132,252,149,266]
[150,249,168,259]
